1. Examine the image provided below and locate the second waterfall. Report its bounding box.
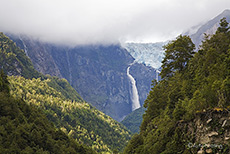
[127,63,141,111]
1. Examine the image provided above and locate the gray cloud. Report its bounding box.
[0,0,230,45]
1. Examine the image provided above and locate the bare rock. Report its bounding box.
[207,118,212,124]
[205,148,212,153]
[208,131,218,137]
[222,120,227,127]
[197,149,204,154]
[225,136,230,140]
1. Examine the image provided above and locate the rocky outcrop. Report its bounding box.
[194,110,230,145]
[9,34,63,78]
[180,109,230,153]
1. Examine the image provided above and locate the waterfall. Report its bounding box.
[19,35,29,57]
[156,70,160,82]
[66,50,72,85]
[127,63,141,111]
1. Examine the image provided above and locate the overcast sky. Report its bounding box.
[0,0,230,45]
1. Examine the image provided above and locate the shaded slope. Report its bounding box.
[121,107,146,134]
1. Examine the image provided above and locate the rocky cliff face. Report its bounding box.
[8,34,63,77]
[8,34,157,121]
[179,109,230,154]
[65,45,135,121]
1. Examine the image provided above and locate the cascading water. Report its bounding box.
[127,63,141,111]
[66,50,72,85]
[156,70,160,82]
[19,35,29,57]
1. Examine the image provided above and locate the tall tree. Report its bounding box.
[160,35,195,79]
[217,17,229,33]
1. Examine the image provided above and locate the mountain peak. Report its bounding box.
[189,9,230,49]
[222,9,230,15]
[214,9,230,21]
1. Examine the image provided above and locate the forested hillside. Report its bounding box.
[0,70,96,153]
[121,107,146,134]
[0,32,131,153]
[0,32,83,102]
[124,18,230,154]
[8,76,131,153]
[0,32,41,78]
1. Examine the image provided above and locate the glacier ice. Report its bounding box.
[122,42,166,70]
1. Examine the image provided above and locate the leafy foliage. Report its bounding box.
[0,71,96,154]
[124,18,230,154]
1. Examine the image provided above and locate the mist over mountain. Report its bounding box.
[7,9,230,125]
[2,2,230,153]
[1,1,230,45]
[7,34,157,122]
[185,9,230,49]
[123,10,230,73]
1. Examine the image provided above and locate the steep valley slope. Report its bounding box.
[0,32,131,153]
[8,34,157,122]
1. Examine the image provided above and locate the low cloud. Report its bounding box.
[0,0,230,45]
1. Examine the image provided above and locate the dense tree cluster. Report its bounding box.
[0,71,96,154]
[9,76,131,153]
[124,18,230,154]
[47,76,83,102]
